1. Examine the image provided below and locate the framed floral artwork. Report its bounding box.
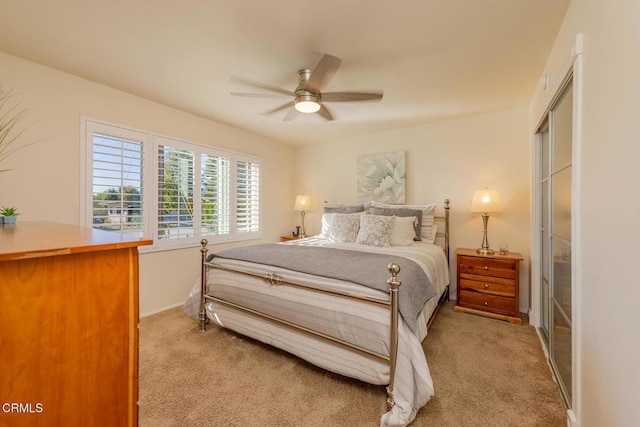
[357,151,406,204]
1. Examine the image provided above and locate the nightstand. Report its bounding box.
[280,236,300,242]
[453,248,524,325]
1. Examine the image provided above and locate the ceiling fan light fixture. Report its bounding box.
[295,100,321,113]
[294,92,321,113]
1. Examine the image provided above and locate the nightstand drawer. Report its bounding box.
[459,278,515,297]
[458,290,516,316]
[458,256,517,279]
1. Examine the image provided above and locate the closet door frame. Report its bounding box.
[530,33,583,426]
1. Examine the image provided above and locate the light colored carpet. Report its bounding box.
[139,302,566,426]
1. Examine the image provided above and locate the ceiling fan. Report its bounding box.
[230,54,383,121]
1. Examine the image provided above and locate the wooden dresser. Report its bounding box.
[453,248,523,325]
[0,222,152,427]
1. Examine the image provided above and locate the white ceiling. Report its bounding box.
[0,0,569,146]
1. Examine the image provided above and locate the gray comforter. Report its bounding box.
[209,243,436,333]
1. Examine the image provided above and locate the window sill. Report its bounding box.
[138,233,263,254]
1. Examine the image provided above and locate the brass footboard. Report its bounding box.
[198,240,404,408]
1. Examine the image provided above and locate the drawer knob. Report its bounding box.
[484,301,489,306]
[484,283,489,289]
[484,266,489,270]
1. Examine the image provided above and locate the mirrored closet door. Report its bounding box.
[536,77,573,407]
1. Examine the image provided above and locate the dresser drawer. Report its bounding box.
[459,278,515,297]
[458,256,517,279]
[458,289,516,316]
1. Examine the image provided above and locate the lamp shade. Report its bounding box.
[294,195,311,211]
[470,188,503,213]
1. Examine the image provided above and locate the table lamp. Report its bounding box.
[470,188,503,255]
[294,195,311,238]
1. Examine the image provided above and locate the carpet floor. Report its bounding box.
[139,302,566,426]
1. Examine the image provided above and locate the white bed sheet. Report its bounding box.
[184,237,449,426]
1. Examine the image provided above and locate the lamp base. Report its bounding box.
[476,247,495,255]
[476,213,494,255]
[300,210,306,239]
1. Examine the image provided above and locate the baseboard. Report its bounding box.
[140,301,185,318]
[567,409,579,427]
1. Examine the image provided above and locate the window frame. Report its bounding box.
[80,117,263,253]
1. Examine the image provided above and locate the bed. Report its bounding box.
[184,199,451,426]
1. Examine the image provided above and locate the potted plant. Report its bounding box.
[1,206,19,224]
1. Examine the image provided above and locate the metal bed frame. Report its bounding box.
[198,199,450,410]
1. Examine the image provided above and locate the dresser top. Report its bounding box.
[0,221,153,261]
[455,247,524,261]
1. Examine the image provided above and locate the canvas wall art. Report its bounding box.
[357,151,406,204]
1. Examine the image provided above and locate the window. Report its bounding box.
[201,153,230,236]
[81,119,262,251]
[82,121,149,239]
[156,140,195,242]
[236,158,261,234]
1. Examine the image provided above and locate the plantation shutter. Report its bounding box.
[157,144,194,240]
[90,132,144,237]
[201,153,230,236]
[236,159,261,234]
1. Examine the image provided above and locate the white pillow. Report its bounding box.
[328,213,361,243]
[319,213,335,238]
[371,201,437,242]
[356,214,395,247]
[389,216,417,246]
[429,224,438,244]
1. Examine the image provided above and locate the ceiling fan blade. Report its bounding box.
[305,54,342,93]
[264,101,295,115]
[230,92,291,99]
[316,105,333,121]
[230,76,294,96]
[283,107,301,121]
[322,91,384,102]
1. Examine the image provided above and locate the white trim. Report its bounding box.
[570,32,584,427]
[529,130,543,328]
[567,409,579,427]
[79,118,88,225]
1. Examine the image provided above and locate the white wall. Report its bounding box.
[529,0,640,425]
[580,0,640,425]
[294,107,532,311]
[0,52,295,316]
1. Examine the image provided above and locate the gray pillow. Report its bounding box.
[324,204,365,214]
[369,207,422,241]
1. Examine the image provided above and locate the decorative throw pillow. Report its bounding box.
[371,201,437,243]
[389,216,417,246]
[328,213,361,242]
[356,214,395,247]
[369,206,423,241]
